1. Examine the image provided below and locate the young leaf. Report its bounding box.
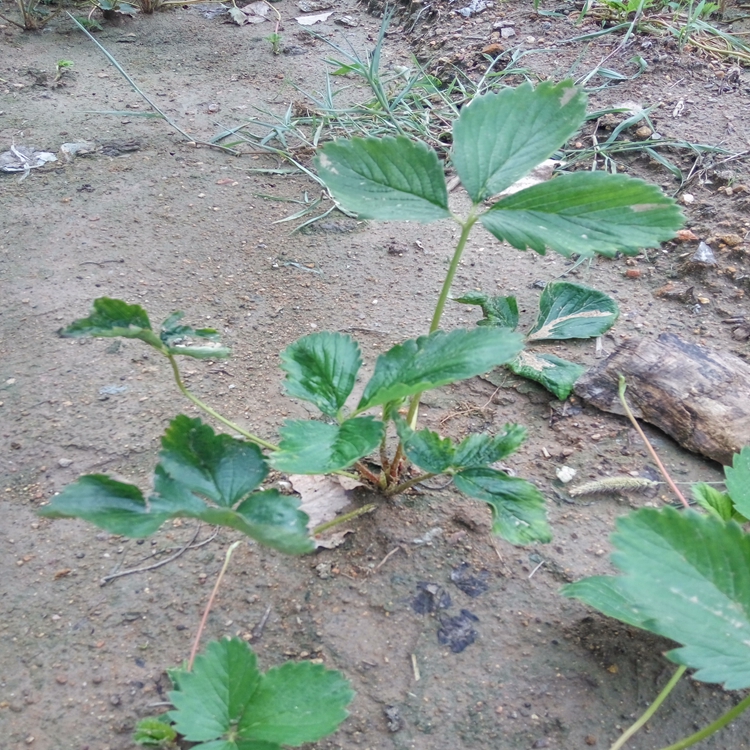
[607,508,750,689]
[160,311,230,360]
[507,351,585,400]
[693,482,735,522]
[725,446,750,519]
[60,297,162,348]
[453,425,527,468]
[481,172,683,257]
[452,80,587,204]
[357,327,523,411]
[281,332,362,418]
[561,576,654,630]
[454,291,519,330]
[159,416,268,507]
[169,638,262,742]
[238,661,354,745]
[270,417,383,474]
[314,136,451,222]
[38,475,167,537]
[527,282,618,341]
[454,468,551,545]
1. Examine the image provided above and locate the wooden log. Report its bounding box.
[574,332,750,465]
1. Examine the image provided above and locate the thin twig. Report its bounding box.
[188,540,242,671]
[374,546,402,571]
[251,604,272,641]
[100,526,215,585]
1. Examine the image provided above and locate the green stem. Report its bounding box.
[385,472,437,496]
[313,503,377,535]
[188,540,241,671]
[609,666,687,750]
[657,690,750,750]
[617,376,689,509]
[406,213,478,429]
[167,355,279,452]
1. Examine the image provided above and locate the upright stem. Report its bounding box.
[406,214,477,429]
[167,355,279,452]
[617,376,689,509]
[609,665,687,750]
[658,691,750,750]
[188,540,241,671]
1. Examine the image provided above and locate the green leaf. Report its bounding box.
[358,327,523,411]
[281,332,362,418]
[454,291,519,330]
[238,661,354,745]
[607,508,750,689]
[400,427,457,474]
[168,639,352,748]
[507,351,585,400]
[453,425,527,468]
[527,282,619,341]
[169,638,262,742]
[160,312,230,360]
[233,490,314,554]
[59,297,162,348]
[693,483,735,522]
[315,136,450,222]
[133,717,177,747]
[38,475,167,537]
[454,468,551,545]
[725,446,750,519]
[452,80,587,203]
[159,416,267,507]
[561,576,654,630]
[481,172,683,257]
[270,417,383,474]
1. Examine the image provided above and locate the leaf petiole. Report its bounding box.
[167,354,279,452]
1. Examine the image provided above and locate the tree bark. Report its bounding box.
[574,333,750,465]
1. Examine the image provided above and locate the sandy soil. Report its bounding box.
[2,1,750,748]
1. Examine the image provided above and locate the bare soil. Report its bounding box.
[2,1,750,748]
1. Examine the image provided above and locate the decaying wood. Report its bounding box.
[574,332,750,465]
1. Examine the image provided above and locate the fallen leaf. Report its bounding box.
[290,474,355,529]
[494,159,558,199]
[315,529,354,549]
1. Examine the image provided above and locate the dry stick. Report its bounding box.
[100,527,217,585]
[188,540,242,671]
[617,375,690,509]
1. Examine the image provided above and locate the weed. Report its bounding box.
[266,31,282,55]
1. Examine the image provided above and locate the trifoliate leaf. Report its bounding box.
[281,332,362,418]
[159,416,267,507]
[133,717,177,746]
[315,136,450,222]
[357,327,523,412]
[168,639,353,748]
[454,468,551,544]
[481,172,683,257]
[453,425,527,467]
[269,417,383,474]
[454,291,519,330]
[527,282,618,341]
[693,483,735,522]
[452,80,587,204]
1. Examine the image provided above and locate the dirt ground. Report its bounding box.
[2,0,750,748]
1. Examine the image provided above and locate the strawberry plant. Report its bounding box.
[42,79,682,549]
